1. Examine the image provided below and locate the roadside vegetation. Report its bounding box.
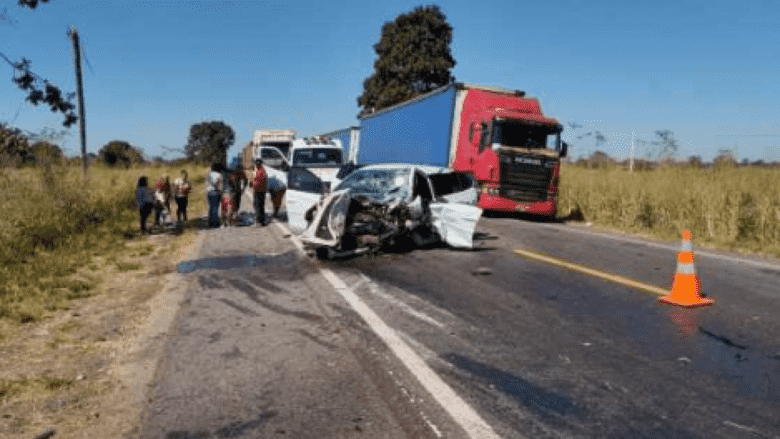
[0,163,208,325]
[0,161,208,436]
[559,161,780,258]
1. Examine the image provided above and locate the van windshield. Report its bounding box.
[292,148,343,165]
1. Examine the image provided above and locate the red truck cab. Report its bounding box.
[451,87,566,216]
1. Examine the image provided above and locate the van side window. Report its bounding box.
[479,123,490,153]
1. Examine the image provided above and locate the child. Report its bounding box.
[221,166,234,227]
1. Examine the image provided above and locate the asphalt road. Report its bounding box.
[319,215,780,438]
[136,189,780,438]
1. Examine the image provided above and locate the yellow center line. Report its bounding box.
[513,248,669,296]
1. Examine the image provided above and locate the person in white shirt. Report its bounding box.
[206,163,224,228]
[173,170,192,225]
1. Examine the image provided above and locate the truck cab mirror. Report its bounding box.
[560,141,569,158]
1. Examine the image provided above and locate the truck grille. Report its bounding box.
[499,153,553,202]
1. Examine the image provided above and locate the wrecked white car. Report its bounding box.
[285,163,483,259]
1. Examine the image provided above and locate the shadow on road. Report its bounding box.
[442,352,581,418]
[481,206,585,224]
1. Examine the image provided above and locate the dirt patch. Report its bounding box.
[0,229,204,438]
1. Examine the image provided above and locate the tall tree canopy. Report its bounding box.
[357,4,455,117]
[98,140,144,168]
[185,121,235,166]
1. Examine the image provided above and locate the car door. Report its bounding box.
[428,172,481,248]
[286,166,327,233]
[429,172,479,205]
[429,203,482,248]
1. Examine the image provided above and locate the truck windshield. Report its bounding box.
[492,120,560,149]
[262,142,291,158]
[292,148,343,165]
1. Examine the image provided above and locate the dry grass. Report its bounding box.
[0,163,208,324]
[559,163,780,257]
[0,162,207,437]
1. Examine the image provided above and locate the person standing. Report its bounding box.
[206,163,223,228]
[264,165,286,219]
[135,176,154,234]
[252,159,268,226]
[229,166,248,223]
[173,169,192,225]
[155,174,172,225]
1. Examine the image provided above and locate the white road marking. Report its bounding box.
[359,274,445,329]
[274,222,504,439]
[386,283,461,322]
[529,221,780,272]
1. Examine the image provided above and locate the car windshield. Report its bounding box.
[292,148,343,165]
[335,168,411,202]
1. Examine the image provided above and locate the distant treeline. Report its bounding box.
[565,149,780,170]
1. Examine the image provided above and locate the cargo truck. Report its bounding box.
[330,82,568,216]
[252,129,296,170]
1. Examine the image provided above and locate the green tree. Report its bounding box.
[185,121,235,166]
[28,140,63,166]
[0,122,30,167]
[586,150,615,169]
[98,140,144,168]
[686,155,704,169]
[1,1,77,128]
[357,4,455,117]
[713,148,737,168]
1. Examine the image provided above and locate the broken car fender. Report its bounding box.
[299,189,350,247]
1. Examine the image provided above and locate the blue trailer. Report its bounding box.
[356,85,457,166]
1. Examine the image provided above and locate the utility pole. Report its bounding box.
[68,25,87,177]
[630,131,635,173]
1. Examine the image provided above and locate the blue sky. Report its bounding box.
[1,0,778,162]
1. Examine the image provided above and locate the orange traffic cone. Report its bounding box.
[659,230,714,307]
